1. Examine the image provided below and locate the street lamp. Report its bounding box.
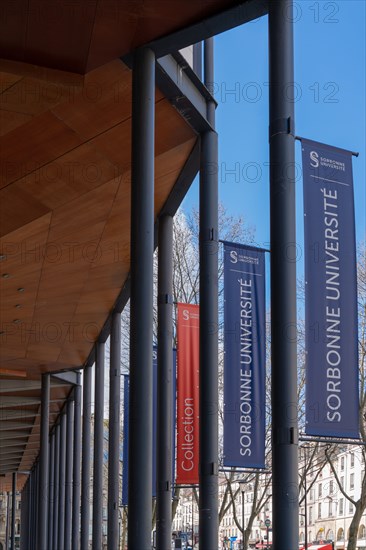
[239,481,246,550]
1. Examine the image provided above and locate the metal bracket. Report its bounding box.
[269,116,295,140]
[158,293,173,305]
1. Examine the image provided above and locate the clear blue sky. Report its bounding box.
[182,1,365,268]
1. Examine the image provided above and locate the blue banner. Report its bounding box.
[302,138,359,438]
[152,347,176,497]
[223,242,266,468]
[122,350,176,504]
[121,375,129,505]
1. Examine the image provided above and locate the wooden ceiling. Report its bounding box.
[0,0,240,74]
[0,53,197,489]
[0,58,196,377]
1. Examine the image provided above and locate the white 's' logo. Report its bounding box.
[183,309,189,321]
[310,150,319,168]
[230,250,238,264]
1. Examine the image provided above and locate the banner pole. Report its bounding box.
[156,214,174,549]
[199,36,219,550]
[268,2,299,549]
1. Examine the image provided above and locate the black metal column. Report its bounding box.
[93,342,105,550]
[20,481,29,550]
[108,311,121,550]
[72,372,82,550]
[11,472,16,550]
[53,423,60,549]
[199,37,219,550]
[5,491,10,550]
[156,214,174,550]
[64,397,74,550]
[38,372,50,549]
[81,365,92,550]
[48,430,55,550]
[269,2,298,550]
[58,412,67,550]
[28,475,33,550]
[128,46,155,550]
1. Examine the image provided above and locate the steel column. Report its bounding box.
[93,342,105,550]
[81,365,92,550]
[11,472,16,550]
[128,46,155,550]
[72,373,82,550]
[20,482,28,550]
[28,475,33,550]
[53,423,60,549]
[58,412,67,550]
[268,2,298,550]
[199,37,219,550]
[64,397,74,550]
[156,214,174,550]
[108,311,121,550]
[48,430,55,549]
[5,491,10,550]
[37,373,50,549]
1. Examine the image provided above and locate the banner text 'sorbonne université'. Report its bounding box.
[302,138,359,438]
[223,242,266,468]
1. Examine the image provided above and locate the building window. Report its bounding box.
[318,483,322,498]
[328,500,333,517]
[318,503,322,519]
[341,476,344,488]
[339,498,344,515]
[310,488,314,501]
[349,499,354,514]
[351,453,355,468]
[350,473,354,490]
[341,456,345,471]
[330,480,334,494]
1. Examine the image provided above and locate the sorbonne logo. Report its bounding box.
[230,250,238,264]
[310,150,319,168]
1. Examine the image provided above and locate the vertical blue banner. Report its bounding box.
[302,139,359,438]
[122,350,176,504]
[152,347,177,497]
[223,242,266,468]
[121,375,129,506]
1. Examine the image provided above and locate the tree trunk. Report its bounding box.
[347,501,365,550]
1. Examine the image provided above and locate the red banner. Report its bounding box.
[176,303,199,485]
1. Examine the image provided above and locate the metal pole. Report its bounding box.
[81,364,92,550]
[20,482,28,550]
[304,473,308,550]
[53,423,60,550]
[269,2,298,550]
[108,311,121,550]
[72,372,82,550]
[48,431,55,549]
[28,474,33,550]
[64,397,74,550]
[11,472,16,550]
[128,46,155,550]
[58,412,67,550]
[156,214,174,550]
[5,491,10,550]
[93,342,105,550]
[242,490,245,549]
[38,373,50,549]
[199,37,219,550]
